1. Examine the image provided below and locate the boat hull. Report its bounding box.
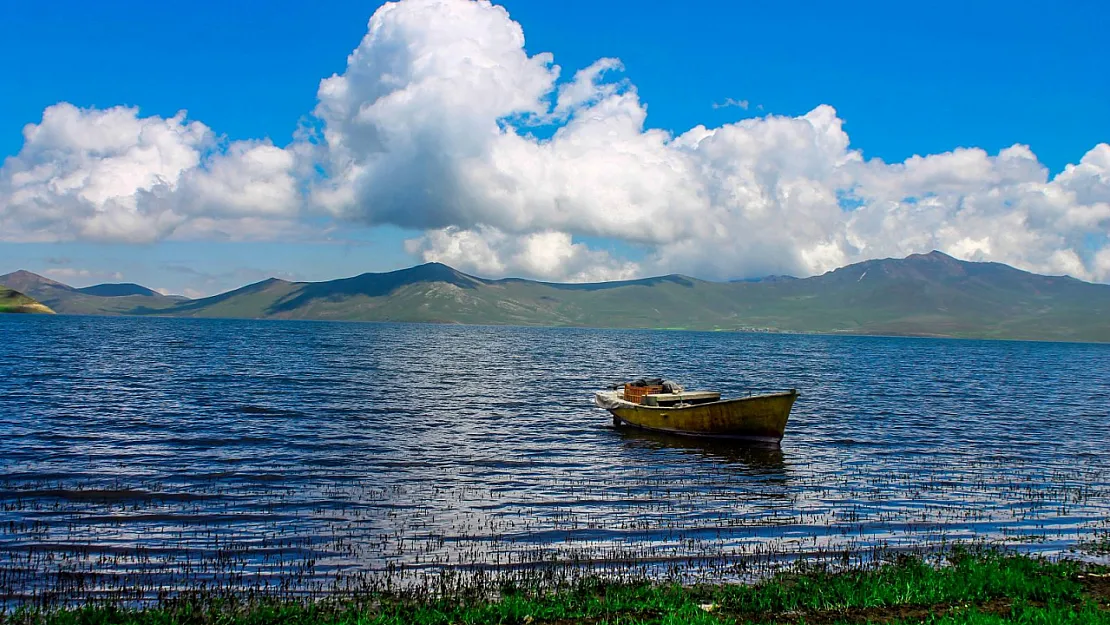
[595,390,798,443]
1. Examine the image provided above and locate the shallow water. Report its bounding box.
[1,316,1108,602]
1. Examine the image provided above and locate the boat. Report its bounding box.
[594,382,798,444]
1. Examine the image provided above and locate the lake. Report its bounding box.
[1,315,1108,603]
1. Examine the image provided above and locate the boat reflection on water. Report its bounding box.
[614,426,788,476]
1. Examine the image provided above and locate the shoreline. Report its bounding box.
[5,547,1109,624]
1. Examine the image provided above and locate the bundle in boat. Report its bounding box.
[621,378,684,404]
[622,383,664,404]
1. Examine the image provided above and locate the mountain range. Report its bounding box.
[3,251,1109,342]
[0,270,184,315]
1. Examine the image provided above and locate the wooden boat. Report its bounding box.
[594,386,799,444]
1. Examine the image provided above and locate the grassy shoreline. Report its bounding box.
[6,549,1108,625]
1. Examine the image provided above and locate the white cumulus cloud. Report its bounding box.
[43,267,123,283]
[405,226,640,282]
[712,98,750,110]
[2,0,1110,284]
[304,0,1110,282]
[0,103,300,243]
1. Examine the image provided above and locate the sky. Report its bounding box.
[0,0,1107,297]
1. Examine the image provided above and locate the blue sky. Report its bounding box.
[1,0,1108,295]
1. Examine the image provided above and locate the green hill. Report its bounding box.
[4,252,1109,342]
[0,286,55,314]
[0,270,183,315]
[717,251,1110,341]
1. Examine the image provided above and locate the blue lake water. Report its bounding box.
[1,315,1108,601]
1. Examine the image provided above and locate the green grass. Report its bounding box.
[6,549,1108,625]
[1079,532,1110,556]
[0,287,54,314]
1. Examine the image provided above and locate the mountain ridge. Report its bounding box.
[77,283,163,297]
[3,251,1108,342]
[0,270,183,315]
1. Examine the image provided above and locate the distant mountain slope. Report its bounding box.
[162,264,737,327]
[166,278,301,319]
[0,270,184,315]
[730,275,798,283]
[78,283,161,297]
[721,251,1110,342]
[4,253,1109,342]
[0,286,55,314]
[156,253,1110,342]
[0,270,70,294]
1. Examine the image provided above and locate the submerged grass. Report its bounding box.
[6,548,1108,625]
[1079,532,1110,556]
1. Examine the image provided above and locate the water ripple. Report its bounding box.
[0,315,1108,602]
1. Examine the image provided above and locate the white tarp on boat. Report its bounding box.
[594,391,636,410]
